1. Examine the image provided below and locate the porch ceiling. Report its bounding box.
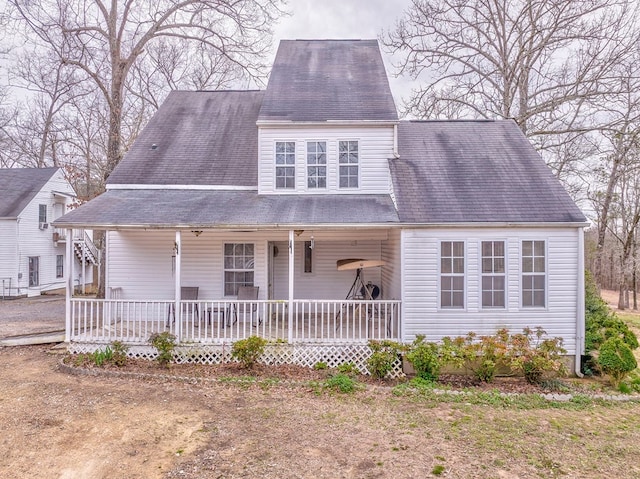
[53,189,400,229]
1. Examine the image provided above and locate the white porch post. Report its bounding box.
[288,229,294,343]
[65,228,73,342]
[81,236,86,295]
[174,230,182,341]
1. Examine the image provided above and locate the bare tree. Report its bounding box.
[587,47,640,291]
[6,0,285,182]
[381,0,639,158]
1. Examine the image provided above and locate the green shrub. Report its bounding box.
[231,336,268,368]
[313,361,328,370]
[404,336,462,381]
[459,329,510,383]
[110,340,129,367]
[337,362,360,377]
[585,271,638,353]
[367,340,403,379]
[508,327,567,384]
[324,373,358,393]
[91,346,113,367]
[597,337,638,387]
[149,331,177,367]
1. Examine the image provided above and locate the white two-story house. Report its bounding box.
[0,167,95,298]
[55,40,588,373]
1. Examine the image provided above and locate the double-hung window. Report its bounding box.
[224,243,254,296]
[307,141,327,189]
[521,240,546,307]
[29,256,39,287]
[338,140,358,188]
[440,241,465,308]
[275,141,295,189]
[481,241,505,308]
[56,254,64,279]
[38,204,47,224]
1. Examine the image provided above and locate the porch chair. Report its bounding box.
[167,286,200,326]
[233,286,260,326]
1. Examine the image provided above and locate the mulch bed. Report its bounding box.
[63,355,559,394]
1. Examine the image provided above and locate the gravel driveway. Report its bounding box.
[0,295,65,338]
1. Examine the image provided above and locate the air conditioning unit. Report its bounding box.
[39,222,49,230]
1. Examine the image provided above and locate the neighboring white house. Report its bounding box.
[0,167,96,298]
[55,40,588,373]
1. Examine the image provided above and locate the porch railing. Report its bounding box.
[69,298,401,344]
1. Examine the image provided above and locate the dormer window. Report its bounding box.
[307,141,327,189]
[339,140,359,188]
[275,141,296,189]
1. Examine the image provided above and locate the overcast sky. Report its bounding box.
[271,0,415,107]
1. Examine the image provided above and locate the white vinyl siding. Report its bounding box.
[271,238,383,300]
[258,125,394,194]
[401,227,581,355]
[106,230,269,301]
[106,230,389,302]
[381,228,402,301]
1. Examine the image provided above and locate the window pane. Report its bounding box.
[523,291,532,307]
[494,258,505,273]
[453,258,464,274]
[482,258,492,273]
[522,241,533,256]
[482,241,492,256]
[534,241,544,256]
[522,257,533,272]
[441,292,452,308]
[533,291,545,307]
[452,241,464,257]
[452,292,464,307]
[534,257,545,272]
[452,276,464,290]
[441,242,452,256]
[440,258,450,274]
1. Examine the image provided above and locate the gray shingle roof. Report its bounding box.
[107,90,263,186]
[390,120,587,224]
[258,40,398,122]
[54,190,399,228]
[0,167,59,218]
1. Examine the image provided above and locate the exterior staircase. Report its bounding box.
[73,231,99,266]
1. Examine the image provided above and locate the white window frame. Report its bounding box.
[28,256,40,287]
[439,240,465,309]
[306,141,327,190]
[521,240,546,308]
[38,204,47,223]
[275,141,296,189]
[338,140,359,189]
[223,243,255,296]
[56,254,64,279]
[481,240,506,309]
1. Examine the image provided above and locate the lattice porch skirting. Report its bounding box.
[67,341,405,378]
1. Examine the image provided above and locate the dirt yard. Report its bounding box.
[2,291,640,478]
[2,345,640,479]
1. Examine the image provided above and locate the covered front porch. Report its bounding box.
[63,227,402,346]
